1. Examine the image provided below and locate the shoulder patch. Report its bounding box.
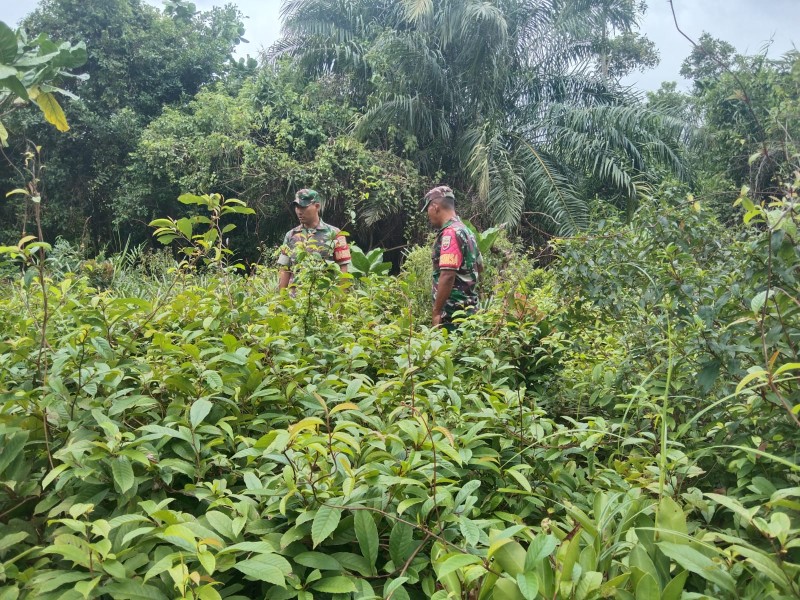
[441,234,452,249]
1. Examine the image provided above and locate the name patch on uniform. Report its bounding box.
[439,253,460,267]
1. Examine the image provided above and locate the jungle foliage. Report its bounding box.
[3,0,690,254]
[0,3,799,599]
[0,170,798,599]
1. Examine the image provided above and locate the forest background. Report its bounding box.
[0,1,799,600]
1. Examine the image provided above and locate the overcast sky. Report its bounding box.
[4,0,798,92]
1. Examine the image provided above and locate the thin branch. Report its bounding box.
[667,0,770,159]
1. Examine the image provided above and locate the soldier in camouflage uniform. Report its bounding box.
[419,185,483,327]
[278,189,351,290]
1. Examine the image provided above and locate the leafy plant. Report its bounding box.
[348,245,391,278]
[0,21,87,143]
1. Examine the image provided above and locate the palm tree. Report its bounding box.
[273,0,690,235]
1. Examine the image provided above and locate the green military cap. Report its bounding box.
[293,188,320,207]
[419,185,455,212]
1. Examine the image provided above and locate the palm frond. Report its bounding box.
[354,94,448,145]
[546,103,691,197]
[487,143,526,226]
[400,0,433,24]
[457,126,490,200]
[515,136,588,234]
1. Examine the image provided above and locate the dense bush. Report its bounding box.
[0,179,798,599]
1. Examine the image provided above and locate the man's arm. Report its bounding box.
[333,234,351,274]
[432,270,456,326]
[278,269,292,290]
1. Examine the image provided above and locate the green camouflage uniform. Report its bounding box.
[432,217,483,322]
[277,220,351,270]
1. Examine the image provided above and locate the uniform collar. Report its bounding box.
[438,216,460,232]
[294,219,329,232]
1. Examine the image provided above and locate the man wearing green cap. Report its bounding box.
[420,185,483,328]
[278,189,351,290]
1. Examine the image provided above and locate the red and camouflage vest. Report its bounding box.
[277,220,351,269]
[432,217,483,320]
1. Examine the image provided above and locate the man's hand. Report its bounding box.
[432,312,443,327]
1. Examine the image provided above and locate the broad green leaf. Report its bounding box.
[657,542,735,593]
[294,551,341,571]
[629,545,658,589]
[492,540,526,577]
[436,553,482,578]
[397,498,424,514]
[575,572,602,600]
[139,424,193,444]
[696,360,720,392]
[774,362,800,376]
[41,544,90,567]
[34,92,69,132]
[459,517,481,547]
[111,456,135,494]
[705,493,759,525]
[0,22,17,64]
[331,551,372,577]
[176,218,193,239]
[525,534,557,570]
[218,541,278,555]
[144,553,176,582]
[162,524,197,550]
[178,193,205,205]
[197,585,222,600]
[350,250,372,273]
[310,576,356,594]
[655,496,687,544]
[75,576,101,599]
[355,510,379,569]
[205,511,235,540]
[190,399,213,428]
[52,43,87,69]
[0,431,28,476]
[384,577,409,599]
[493,578,525,600]
[736,368,768,393]
[0,74,27,101]
[556,536,581,586]
[635,573,659,600]
[30,571,92,594]
[197,549,215,575]
[202,370,223,391]
[750,290,773,313]
[330,401,360,414]
[222,205,255,215]
[312,505,341,548]
[0,532,28,552]
[389,521,414,567]
[234,555,287,587]
[516,572,539,600]
[505,467,532,492]
[661,571,688,600]
[100,581,169,600]
[728,544,790,587]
